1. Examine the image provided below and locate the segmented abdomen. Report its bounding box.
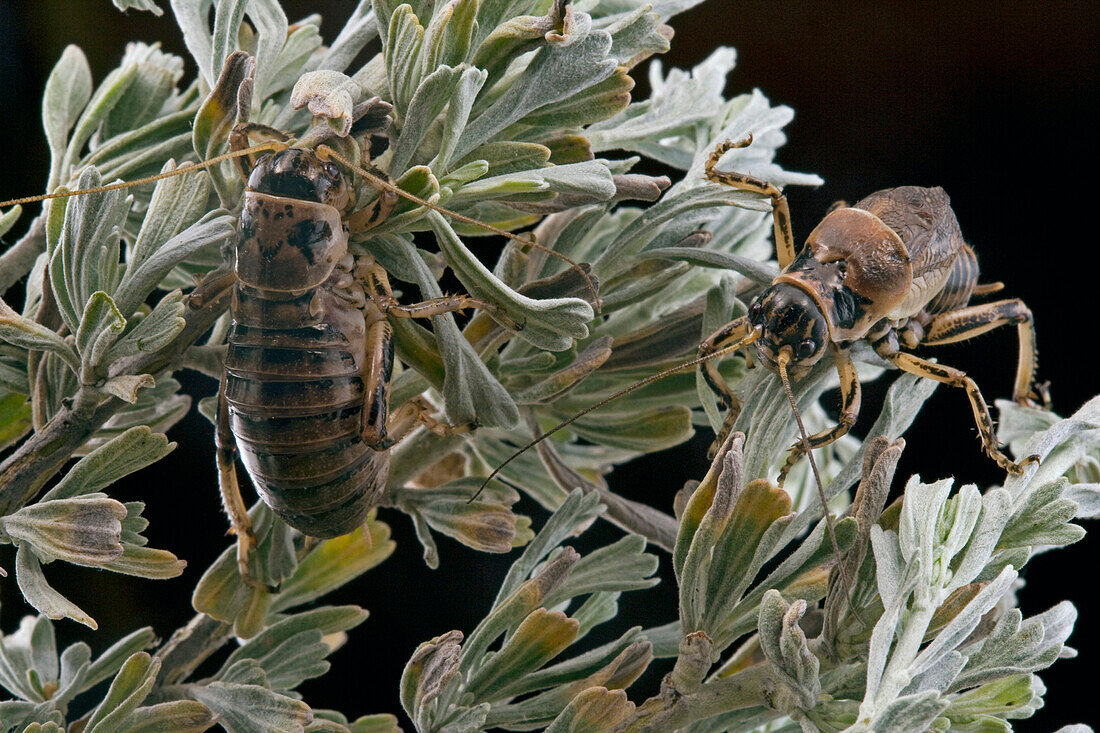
[924,242,978,316]
[225,191,379,538]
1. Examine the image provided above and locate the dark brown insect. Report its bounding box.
[2,93,596,584]
[219,146,478,536]
[697,137,1046,482]
[213,128,531,581]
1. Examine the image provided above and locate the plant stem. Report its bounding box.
[154,612,233,688]
[0,283,232,516]
[0,215,46,296]
[0,384,102,515]
[617,663,775,732]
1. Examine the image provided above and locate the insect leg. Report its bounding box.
[359,260,519,329]
[921,298,1045,406]
[215,372,261,585]
[228,122,292,182]
[346,189,400,233]
[881,350,1039,474]
[358,263,482,445]
[704,138,797,268]
[360,300,399,449]
[778,346,862,485]
[699,315,751,447]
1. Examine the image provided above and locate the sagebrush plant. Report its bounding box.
[0,1,1095,731]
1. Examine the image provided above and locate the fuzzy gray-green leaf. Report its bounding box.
[115,701,214,733]
[50,167,127,334]
[453,26,619,161]
[390,64,463,173]
[0,297,80,374]
[76,291,126,374]
[113,210,235,317]
[434,65,489,173]
[100,44,184,140]
[317,1,379,72]
[219,606,368,691]
[869,690,950,733]
[382,233,519,427]
[386,4,426,115]
[188,681,312,733]
[85,652,159,732]
[0,204,21,239]
[14,546,97,628]
[42,426,174,501]
[104,291,187,363]
[127,163,212,280]
[3,494,126,566]
[113,0,164,15]
[290,70,361,137]
[42,46,93,185]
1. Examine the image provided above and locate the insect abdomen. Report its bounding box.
[924,243,978,315]
[226,180,379,538]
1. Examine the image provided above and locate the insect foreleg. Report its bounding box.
[215,372,262,586]
[699,315,752,450]
[346,190,400,233]
[880,350,1039,474]
[921,298,1044,406]
[705,138,797,268]
[777,346,862,485]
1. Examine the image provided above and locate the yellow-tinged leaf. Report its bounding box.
[233,585,271,640]
[676,433,743,571]
[926,582,986,642]
[467,609,579,698]
[551,687,635,733]
[400,630,463,717]
[0,391,32,451]
[273,519,395,612]
[348,713,402,733]
[781,566,831,602]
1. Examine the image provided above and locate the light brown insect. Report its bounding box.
[481,137,1047,505]
[697,137,1046,482]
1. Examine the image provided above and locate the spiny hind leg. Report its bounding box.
[704,136,796,268]
[699,316,752,455]
[778,347,862,486]
[882,351,1039,474]
[215,373,263,587]
[922,298,1047,406]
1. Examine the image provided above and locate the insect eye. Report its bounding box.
[797,339,817,359]
[748,301,763,321]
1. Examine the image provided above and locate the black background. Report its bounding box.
[1,1,1098,730]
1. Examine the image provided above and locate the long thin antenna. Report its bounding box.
[776,351,858,611]
[471,327,762,502]
[0,143,287,209]
[318,146,602,312]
